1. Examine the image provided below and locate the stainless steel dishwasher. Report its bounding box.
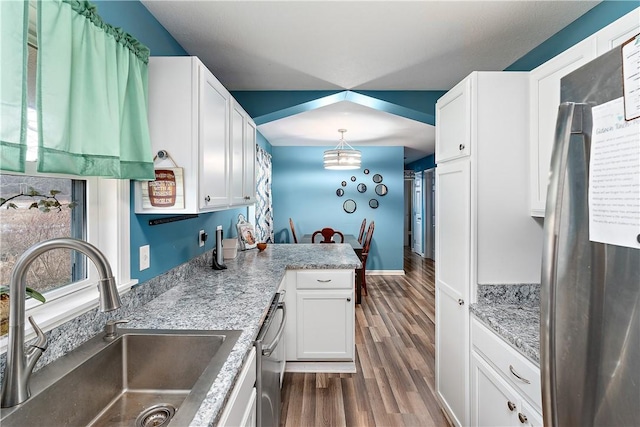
[255,291,286,427]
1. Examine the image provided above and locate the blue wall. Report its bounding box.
[272,146,405,271]
[95,0,248,283]
[406,155,436,172]
[506,1,639,71]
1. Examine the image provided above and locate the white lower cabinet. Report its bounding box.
[217,348,257,427]
[471,319,543,427]
[296,289,353,360]
[284,269,355,369]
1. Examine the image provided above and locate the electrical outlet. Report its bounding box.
[199,230,207,247]
[139,245,150,271]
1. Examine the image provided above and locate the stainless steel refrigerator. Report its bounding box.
[541,46,640,426]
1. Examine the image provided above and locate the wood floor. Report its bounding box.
[280,247,451,427]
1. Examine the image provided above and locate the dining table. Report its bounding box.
[300,233,364,304]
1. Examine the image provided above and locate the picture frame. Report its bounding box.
[236,214,257,250]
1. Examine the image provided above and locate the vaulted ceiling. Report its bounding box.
[141,1,599,163]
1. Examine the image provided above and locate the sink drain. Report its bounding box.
[135,404,177,427]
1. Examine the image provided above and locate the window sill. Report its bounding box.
[0,279,136,354]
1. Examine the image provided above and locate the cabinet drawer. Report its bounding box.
[296,270,353,289]
[471,319,541,410]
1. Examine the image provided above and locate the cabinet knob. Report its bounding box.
[244,196,250,200]
[507,401,516,411]
[458,299,464,306]
[459,144,465,151]
[204,195,211,203]
[347,297,351,302]
[518,413,528,424]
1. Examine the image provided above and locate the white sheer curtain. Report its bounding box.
[255,144,273,243]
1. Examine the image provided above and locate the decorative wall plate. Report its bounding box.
[343,199,356,214]
[375,184,388,196]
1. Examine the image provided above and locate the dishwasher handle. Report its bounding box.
[262,301,286,357]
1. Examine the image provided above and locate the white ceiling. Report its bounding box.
[141,0,599,163]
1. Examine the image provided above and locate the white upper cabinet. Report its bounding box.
[528,38,597,217]
[199,64,232,210]
[135,56,256,214]
[528,8,640,217]
[230,100,257,206]
[435,78,472,163]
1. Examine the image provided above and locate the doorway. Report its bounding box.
[404,169,436,260]
[424,169,435,260]
[412,171,424,255]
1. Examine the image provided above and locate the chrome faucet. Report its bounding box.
[1,238,122,408]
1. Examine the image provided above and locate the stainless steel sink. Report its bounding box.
[0,328,241,427]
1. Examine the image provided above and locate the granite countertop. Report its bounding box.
[125,243,360,427]
[469,284,541,366]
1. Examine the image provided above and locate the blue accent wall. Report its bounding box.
[272,146,405,271]
[95,0,248,283]
[506,1,639,71]
[406,155,436,172]
[256,131,272,154]
[93,1,186,56]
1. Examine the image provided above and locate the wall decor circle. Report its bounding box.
[357,183,367,193]
[341,181,347,187]
[363,169,370,175]
[375,184,388,196]
[336,188,344,197]
[372,174,383,183]
[350,176,357,182]
[369,199,379,209]
[343,199,357,214]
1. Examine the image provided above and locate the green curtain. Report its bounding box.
[37,0,154,179]
[0,1,29,172]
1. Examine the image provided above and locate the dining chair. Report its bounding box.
[311,227,344,243]
[289,218,298,243]
[360,221,375,296]
[357,218,367,244]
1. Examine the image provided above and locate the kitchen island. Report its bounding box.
[125,243,360,426]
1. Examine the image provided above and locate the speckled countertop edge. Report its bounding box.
[470,284,541,366]
[122,243,360,427]
[0,243,360,427]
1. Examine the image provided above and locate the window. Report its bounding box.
[0,13,135,343]
[0,175,86,293]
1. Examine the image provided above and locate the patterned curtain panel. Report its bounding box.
[255,145,274,243]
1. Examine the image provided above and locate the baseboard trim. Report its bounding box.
[285,361,356,373]
[366,270,405,276]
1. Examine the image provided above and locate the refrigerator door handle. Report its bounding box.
[540,102,590,427]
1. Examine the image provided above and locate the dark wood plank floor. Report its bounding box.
[280,247,451,427]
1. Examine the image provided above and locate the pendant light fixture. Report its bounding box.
[323,129,361,170]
